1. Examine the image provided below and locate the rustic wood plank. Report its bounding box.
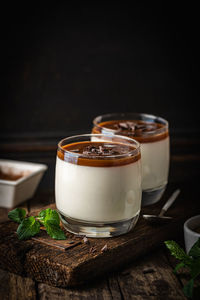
[36,249,189,300]
[0,250,191,300]
[38,279,114,300]
[0,183,199,287]
[114,250,187,300]
[0,268,37,300]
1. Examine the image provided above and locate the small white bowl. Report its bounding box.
[0,159,48,208]
[184,215,200,253]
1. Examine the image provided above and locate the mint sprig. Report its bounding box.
[8,208,66,240]
[165,239,200,298]
[165,240,192,266]
[39,208,66,240]
[17,216,40,240]
[8,208,26,224]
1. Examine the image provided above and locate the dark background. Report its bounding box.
[1,3,199,192]
[1,3,198,140]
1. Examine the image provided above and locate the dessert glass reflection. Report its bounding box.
[55,134,142,237]
[92,113,170,206]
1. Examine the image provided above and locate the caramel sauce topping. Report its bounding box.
[92,120,169,143]
[57,141,141,167]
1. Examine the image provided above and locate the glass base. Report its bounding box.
[142,184,167,206]
[59,212,140,238]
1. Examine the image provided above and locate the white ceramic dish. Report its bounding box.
[184,215,200,253]
[0,159,47,208]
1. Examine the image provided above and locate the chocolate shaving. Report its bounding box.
[113,123,121,130]
[99,145,103,153]
[135,123,157,133]
[83,145,100,156]
[118,121,136,132]
[114,121,158,136]
[83,144,124,157]
[142,267,155,274]
[135,124,147,130]
[101,244,108,252]
[89,246,97,253]
[127,121,136,131]
[119,122,129,129]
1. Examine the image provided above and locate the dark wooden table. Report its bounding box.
[0,192,193,300]
[0,136,200,299]
[0,242,191,300]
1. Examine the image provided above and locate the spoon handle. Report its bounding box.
[159,189,181,216]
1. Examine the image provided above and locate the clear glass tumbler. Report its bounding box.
[92,113,170,206]
[55,133,142,237]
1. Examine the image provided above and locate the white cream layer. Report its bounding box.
[55,157,141,222]
[141,137,169,191]
[92,136,169,192]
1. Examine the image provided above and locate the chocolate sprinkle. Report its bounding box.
[68,241,75,244]
[142,267,155,274]
[101,244,108,252]
[82,144,128,157]
[119,122,136,132]
[112,121,158,136]
[119,122,129,129]
[89,246,97,253]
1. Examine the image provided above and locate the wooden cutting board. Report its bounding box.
[0,185,198,287]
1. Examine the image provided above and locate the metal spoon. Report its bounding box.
[143,189,181,224]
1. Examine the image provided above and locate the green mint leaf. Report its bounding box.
[8,208,26,224]
[165,240,192,266]
[173,262,185,274]
[183,279,194,298]
[41,208,66,239]
[190,258,200,279]
[44,220,66,240]
[38,209,48,219]
[17,216,40,240]
[39,208,60,226]
[189,238,200,259]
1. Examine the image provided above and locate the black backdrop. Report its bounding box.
[1,3,198,140]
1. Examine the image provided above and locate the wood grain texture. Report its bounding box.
[0,250,188,300]
[0,268,36,300]
[38,280,113,300]
[0,184,199,288]
[114,251,187,300]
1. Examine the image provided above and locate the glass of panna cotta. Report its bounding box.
[92,113,170,206]
[55,134,142,237]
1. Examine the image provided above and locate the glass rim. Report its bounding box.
[93,112,169,137]
[58,133,140,160]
